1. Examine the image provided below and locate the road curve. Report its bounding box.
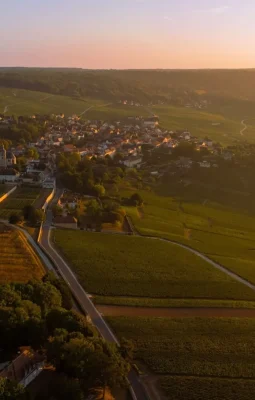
[38,204,147,400]
[240,119,248,136]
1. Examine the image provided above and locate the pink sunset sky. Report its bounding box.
[1,0,255,69]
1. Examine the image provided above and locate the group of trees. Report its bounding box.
[1,68,255,102]
[57,153,125,197]
[0,118,44,145]
[9,205,45,226]
[0,273,132,399]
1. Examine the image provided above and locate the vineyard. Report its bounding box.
[107,316,255,400]
[0,187,42,219]
[0,227,45,283]
[53,230,255,302]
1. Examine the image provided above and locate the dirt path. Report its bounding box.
[240,119,248,136]
[97,305,255,318]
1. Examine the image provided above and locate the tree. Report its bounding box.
[32,282,62,314]
[26,147,39,160]
[9,213,22,225]
[130,193,143,206]
[93,184,105,198]
[86,200,102,218]
[43,273,72,310]
[47,333,130,398]
[23,205,44,226]
[0,378,28,399]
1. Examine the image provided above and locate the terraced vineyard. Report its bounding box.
[0,227,45,283]
[0,187,43,219]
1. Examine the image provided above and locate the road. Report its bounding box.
[240,119,248,136]
[38,192,148,400]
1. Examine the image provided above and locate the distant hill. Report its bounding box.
[1,68,255,102]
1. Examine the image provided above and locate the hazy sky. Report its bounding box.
[1,0,255,69]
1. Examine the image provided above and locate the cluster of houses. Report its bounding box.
[0,112,235,184]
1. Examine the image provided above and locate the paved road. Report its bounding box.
[38,194,147,400]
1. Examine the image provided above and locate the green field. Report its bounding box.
[107,316,255,400]
[115,185,255,289]
[1,87,255,144]
[152,104,255,144]
[53,230,255,302]
[0,87,109,117]
[0,187,42,219]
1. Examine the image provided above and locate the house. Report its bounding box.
[199,161,211,168]
[53,215,78,229]
[123,156,142,168]
[143,116,159,128]
[0,347,45,388]
[0,168,20,182]
[63,144,77,153]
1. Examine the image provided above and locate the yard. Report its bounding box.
[53,230,255,303]
[107,316,255,400]
[0,227,45,283]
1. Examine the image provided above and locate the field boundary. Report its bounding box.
[0,185,17,204]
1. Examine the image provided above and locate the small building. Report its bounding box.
[0,168,20,182]
[53,215,78,229]
[123,156,142,168]
[0,347,45,388]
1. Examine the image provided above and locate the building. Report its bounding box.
[0,145,16,168]
[0,168,20,182]
[0,347,45,387]
[143,116,159,128]
[123,156,142,168]
[53,215,78,229]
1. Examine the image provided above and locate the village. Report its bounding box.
[0,112,235,186]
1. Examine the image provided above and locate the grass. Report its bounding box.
[93,296,255,309]
[53,230,255,301]
[0,184,10,197]
[0,228,45,283]
[107,316,255,400]
[0,187,42,219]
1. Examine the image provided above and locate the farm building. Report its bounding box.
[53,215,78,229]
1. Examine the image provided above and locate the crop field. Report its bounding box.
[0,187,42,219]
[107,316,255,400]
[116,185,255,288]
[0,228,45,283]
[53,230,255,302]
[0,87,109,117]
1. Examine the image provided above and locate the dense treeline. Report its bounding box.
[0,272,131,399]
[1,68,255,101]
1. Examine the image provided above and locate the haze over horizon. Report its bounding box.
[1,0,255,69]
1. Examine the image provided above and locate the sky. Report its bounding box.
[1,0,255,69]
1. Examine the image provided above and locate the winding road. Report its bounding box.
[240,119,248,136]
[37,191,147,400]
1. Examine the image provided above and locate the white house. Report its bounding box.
[0,168,20,182]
